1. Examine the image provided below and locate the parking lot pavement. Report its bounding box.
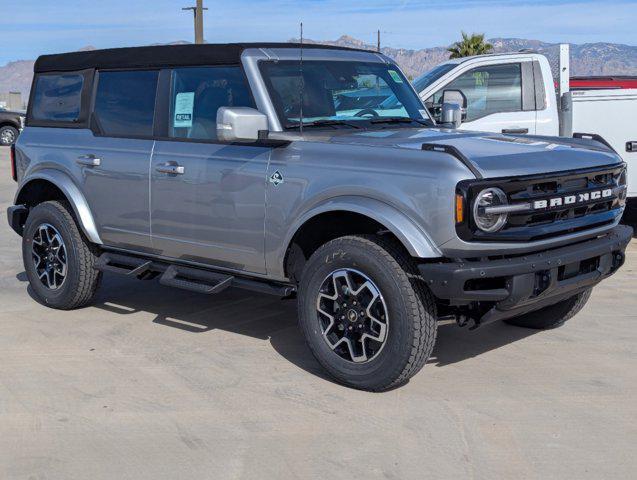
[0,146,635,479]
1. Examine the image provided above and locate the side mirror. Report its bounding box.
[217,107,268,142]
[442,89,467,109]
[440,102,463,129]
[440,89,467,129]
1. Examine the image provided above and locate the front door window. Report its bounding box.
[427,63,522,122]
[168,66,255,141]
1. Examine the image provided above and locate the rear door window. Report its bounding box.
[31,74,84,122]
[168,66,254,141]
[94,70,159,137]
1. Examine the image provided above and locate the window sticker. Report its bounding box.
[388,70,403,83]
[174,92,195,128]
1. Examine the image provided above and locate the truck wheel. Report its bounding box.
[0,125,18,145]
[504,289,592,329]
[22,201,101,310]
[298,235,437,391]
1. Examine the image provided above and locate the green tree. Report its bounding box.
[447,32,494,59]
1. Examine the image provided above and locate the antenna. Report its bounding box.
[299,21,304,135]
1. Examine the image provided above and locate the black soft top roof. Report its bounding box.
[34,43,372,73]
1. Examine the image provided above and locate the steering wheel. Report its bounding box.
[354,108,380,118]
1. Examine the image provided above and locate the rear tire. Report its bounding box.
[504,289,592,329]
[22,201,101,309]
[297,234,437,391]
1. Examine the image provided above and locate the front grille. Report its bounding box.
[457,164,626,242]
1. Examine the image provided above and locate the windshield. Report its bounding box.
[259,60,430,128]
[412,63,456,93]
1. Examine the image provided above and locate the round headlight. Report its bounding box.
[473,187,508,232]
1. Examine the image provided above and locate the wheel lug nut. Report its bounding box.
[353,301,357,306]
[348,326,353,331]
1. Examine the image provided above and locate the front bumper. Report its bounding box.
[418,225,632,324]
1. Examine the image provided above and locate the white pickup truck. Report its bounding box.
[413,44,637,206]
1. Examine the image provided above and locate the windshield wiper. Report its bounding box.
[286,119,362,129]
[370,117,429,125]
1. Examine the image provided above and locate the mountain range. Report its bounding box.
[2,36,636,102]
[294,35,637,80]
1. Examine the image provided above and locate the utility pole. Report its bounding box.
[376,30,394,53]
[182,0,207,44]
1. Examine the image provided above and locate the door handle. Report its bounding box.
[502,128,529,134]
[156,164,185,175]
[76,154,101,167]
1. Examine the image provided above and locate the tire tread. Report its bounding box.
[301,234,437,391]
[25,200,101,310]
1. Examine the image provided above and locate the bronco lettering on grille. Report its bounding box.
[532,188,612,210]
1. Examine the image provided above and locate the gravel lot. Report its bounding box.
[1,146,636,479]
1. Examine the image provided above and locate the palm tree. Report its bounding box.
[447,32,494,59]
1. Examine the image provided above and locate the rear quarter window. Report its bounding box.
[31,74,84,122]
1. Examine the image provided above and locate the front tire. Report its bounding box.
[504,289,592,329]
[298,235,437,391]
[22,201,101,309]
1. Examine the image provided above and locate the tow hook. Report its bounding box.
[612,251,625,270]
[456,314,469,328]
[439,314,482,330]
[456,314,481,330]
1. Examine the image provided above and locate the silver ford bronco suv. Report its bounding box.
[7,43,632,391]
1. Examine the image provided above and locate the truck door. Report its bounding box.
[424,62,537,135]
[80,70,158,252]
[150,65,270,274]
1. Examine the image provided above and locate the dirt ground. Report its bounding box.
[1,146,636,479]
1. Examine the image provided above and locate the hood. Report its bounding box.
[322,128,622,178]
[0,109,25,116]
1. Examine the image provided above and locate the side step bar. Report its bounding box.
[95,251,295,297]
[95,253,154,278]
[159,265,233,294]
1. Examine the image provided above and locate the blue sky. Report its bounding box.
[1,0,636,65]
